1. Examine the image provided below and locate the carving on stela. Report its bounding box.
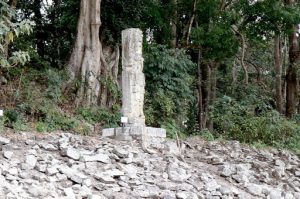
[121,28,145,127]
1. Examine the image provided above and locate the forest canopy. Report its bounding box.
[0,0,300,153]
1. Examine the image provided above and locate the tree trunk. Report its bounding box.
[274,35,283,113]
[185,0,197,45]
[285,0,300,118]
[33,0,45,58]
[67,0,119,107]
[170,0,177,48]
[208,62,218,130]
[197,50,203,130]
[201,63,211,128]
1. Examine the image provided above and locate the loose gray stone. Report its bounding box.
[64,187,76,199]
[168,163,191,182]
[176,191,198,199]
[94,173,115,184]
[64,147,81,160]
[3,151,13,159]
[246,183,263,196]
[59,165,87,184]
[25,155,37,169]
[268,190,282,199]
[112,147,129,158]
[81,154,111,164]
[41,143,58,151]
[88,194,107,199]
[46,167,59,176]
[0,136,10,145]
[205,180,220,192]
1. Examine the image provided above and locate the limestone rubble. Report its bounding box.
[0,132,299,199]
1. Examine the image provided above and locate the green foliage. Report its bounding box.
[211,95,300,153]
[161,119,186,139]
[191,21,239,61]
[144,44,196,130]
[200,129,215,141]
[0,1,34,67]
[78,106,121,128]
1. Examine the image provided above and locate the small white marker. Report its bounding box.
[0,110,3,117]
[121,116,128,124]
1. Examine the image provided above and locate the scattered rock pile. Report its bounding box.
[0,132,299,199]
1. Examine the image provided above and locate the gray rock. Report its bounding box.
[284,192,294,199]
[3,151,13,159]
[102,169,125,177]
[246,183,263,196]
[58,165,87,184]
[81,154,111,164]
[41,143,58,151]
[119,164,138,179]
[132,185,160,198]
[168,163,191,182]
[62,147,81,160]
[267,190,282,199]
[0,136,10,145]
[218,186,232,195]
[8,167,18,176]
[205,180,220,192]
[157,181,178,190]
[64,187,76,199]
[88,194,107,199]
[294,169,300,177]
[112,147,129,158]
[46,167,59,176]
[219,164,235,177]
[176,191,198,199]
[36,163,47,172]
[94,173,115,184]
[28,185,48,197]
[25,155,37,169]
[165,141,181,155]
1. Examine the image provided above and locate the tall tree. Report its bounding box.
[285,0,300,118]
[274,34,283,113]
[67,0,119,107]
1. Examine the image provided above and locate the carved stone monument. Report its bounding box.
[102,28,166,148]
[121,28,145,127]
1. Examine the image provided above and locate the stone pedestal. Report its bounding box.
[101,28,166,148]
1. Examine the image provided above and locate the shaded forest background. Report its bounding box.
[0,0,300,154]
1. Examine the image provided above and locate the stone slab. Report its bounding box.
[101,126,166,148]
[102,127,166,138]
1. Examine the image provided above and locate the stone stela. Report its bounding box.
[121,28,145,127]
[102,28,166,148]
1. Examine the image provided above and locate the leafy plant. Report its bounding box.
[77,106,121,128]
[0,1,34,67]
[144,44,196,130]
[211,95,300,153]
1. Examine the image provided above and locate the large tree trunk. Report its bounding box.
[285,0,300,118]
[33,0,45,58]
[208,62,218,130]
[170,0,177,48]
[201,63,211,129]
[274,35,283,114]
[67,0,119,107]
[197,50,203,130]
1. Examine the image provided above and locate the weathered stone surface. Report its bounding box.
[121,28,145,127]
[112,147,129,158]
[25,154,37,169]
[3,151,14,159]
[168,163,191,182]
[62,147,81,160]
[0,136,10,145]
[0,132,298,198]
